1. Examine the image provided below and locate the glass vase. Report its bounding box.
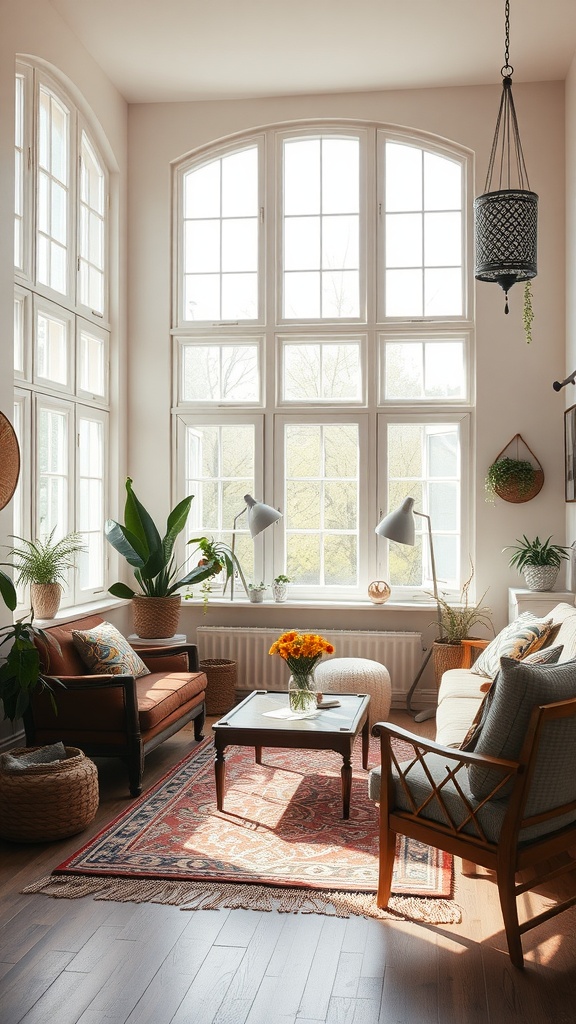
[288,669,318,713]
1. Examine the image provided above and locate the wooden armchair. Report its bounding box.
[372,694,576,968]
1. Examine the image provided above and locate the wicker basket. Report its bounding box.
[0,746,99,843]
[132,595,181,639]
[200,658,238,715]
[432,641,467,689]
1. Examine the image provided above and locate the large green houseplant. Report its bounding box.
[104,478,247,637]
[0,568,62,722]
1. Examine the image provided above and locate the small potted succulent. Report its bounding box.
[504,535,570,592]
[272,574,291,603]
[247,582,267,604]
[429,564,493,686]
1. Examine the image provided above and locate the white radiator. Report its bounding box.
[195,626,422,702]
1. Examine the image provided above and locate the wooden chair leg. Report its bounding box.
[497,864,524,969]
[377,825,397,908]
[194,703,206,741]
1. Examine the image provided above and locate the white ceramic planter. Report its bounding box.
[272,582,288,603]
[248,589,265,603]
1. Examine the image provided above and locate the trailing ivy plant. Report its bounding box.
[485,457,536,503]
[523,281,534,344]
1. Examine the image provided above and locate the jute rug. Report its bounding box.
[24,737,461,924]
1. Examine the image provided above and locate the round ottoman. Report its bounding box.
[315,657,392,727]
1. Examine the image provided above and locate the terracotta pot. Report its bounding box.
[132,595,181,639]
[30,583,62,620]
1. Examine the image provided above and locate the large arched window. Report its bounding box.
[13,61,110,610]
[173,123,473,601]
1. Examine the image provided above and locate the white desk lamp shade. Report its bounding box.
[244,494,282,538]
[374,497,416,546]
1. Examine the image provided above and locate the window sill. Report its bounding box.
[182,596,437,612]
[20,596,130,628]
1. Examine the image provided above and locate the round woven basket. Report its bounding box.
[132,595,181,639]
[494,468,544,503]
[0,746,99,843]
[200,658,238,715]
[432,641,467,689]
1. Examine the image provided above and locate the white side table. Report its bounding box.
[508,589,574,623]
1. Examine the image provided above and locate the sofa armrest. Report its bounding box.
[131,643,200,672]
[460,637,490,669]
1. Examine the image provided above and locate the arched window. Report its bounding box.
[13,61,110,610]
[173,123,472,600]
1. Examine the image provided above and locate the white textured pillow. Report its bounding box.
[470,614,553,681]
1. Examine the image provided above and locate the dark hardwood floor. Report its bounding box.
[1,711,575,1024]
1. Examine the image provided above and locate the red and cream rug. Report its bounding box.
[24,737,460,924]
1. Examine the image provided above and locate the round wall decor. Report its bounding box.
[0,411,20,510]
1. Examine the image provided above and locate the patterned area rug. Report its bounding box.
[24,737,461,924]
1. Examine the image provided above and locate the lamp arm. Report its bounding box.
[414,510,443,640]
[227,505,248,601]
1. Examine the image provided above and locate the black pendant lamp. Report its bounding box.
[474,0,538,314]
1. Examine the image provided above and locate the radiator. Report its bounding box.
[195,626,422,702]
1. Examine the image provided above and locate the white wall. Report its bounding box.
[0,0,129,744]
[566,55,576,548]
[128,82,567,640]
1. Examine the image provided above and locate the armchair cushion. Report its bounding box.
[470,614,553,681]
[72,621,150,679]
[469,656,576,801]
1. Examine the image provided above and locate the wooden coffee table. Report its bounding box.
[212,689,371,819]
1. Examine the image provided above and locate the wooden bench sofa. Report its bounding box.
[25,615,207,797]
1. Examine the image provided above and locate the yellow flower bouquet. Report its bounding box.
[269,631,335,712]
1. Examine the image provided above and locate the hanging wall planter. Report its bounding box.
[485,434,544,503]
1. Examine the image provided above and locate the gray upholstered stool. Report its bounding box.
[315,657,392,728]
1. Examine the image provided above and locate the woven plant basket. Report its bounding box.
[200,658,238,715]
[0,746,99,843]
[523,565,560,592]
[494,468,544,503]
[132,595,181,639]
[432,641,467,689]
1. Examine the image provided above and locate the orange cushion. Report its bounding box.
[136,671,207,731]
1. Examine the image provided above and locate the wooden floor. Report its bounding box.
[1,711,576,1024]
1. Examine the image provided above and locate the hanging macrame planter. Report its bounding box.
[474,0,538,315]
[485,434,544,503]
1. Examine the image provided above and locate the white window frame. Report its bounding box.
[77,119,109,323]
[376,412,471,599]
[172,122,474,600]
[173,136,265,329]
[33,294,75,394]
[175,413,266,589]
[275,126,368,326]
[15,63,34,282]
[273,412,370,600]
[76,316,110,405]
[376,129,471,324]
[174,335,264,407]
[76,404,109,603]
[379,329,472,406]
[14,284,32,382]
[277,333,367,407]
[35,71,76,305]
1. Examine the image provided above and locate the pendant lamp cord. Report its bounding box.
[483,0,531,196]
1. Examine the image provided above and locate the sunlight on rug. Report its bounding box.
[22,737,462,925]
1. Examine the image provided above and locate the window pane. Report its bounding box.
[185,423,256,582]
[386,143,422,212]
[425,269,462,316]
[182,146,259,322]
[283,135,360,319]
[14,295,24,374]
[424,212,461,267]
[181,343,259,402]
[384,340,465,401]
[283,340,362,402]
[386,269,423,317]
[284,422,359,587]
[386,213,422,267]
[36,87,69,295]
[37,311,68,385]
[424,152,462,211]
[78,416,105,590]
[37,406,68,536]
[387,422,460,588]
[79,328,107,397]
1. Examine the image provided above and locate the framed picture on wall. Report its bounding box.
[565,404,576,502]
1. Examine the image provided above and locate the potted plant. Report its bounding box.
[272,574,291,603]
[105,478,244,638]
[7,529,85,619]
[247,581,266,604]
[485,457,539,503]
[0,568,62,722]
[429,564,493,686]
[504,535,570,592]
